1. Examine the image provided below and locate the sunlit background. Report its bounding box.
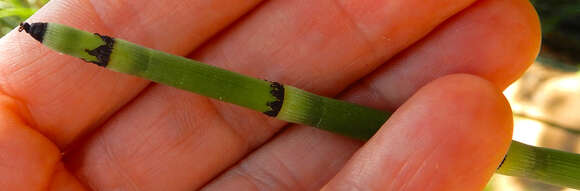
[486,1,580,191]
[1,0,579,190]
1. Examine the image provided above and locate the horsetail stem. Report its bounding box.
[19,22,580,189]
[497,141,580,189]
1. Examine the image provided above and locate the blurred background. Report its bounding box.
[487,1,580,191]
[0,0,46,35]
[1,0,579,190]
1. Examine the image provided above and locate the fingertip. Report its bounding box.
[449,0,542,89]
[480,0,542,88]
[325,74,513,190]
[446,0,542,89]
[389,73,513,190]
[412,73,514,143]
[349,0,543,112]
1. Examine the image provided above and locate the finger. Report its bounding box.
[48,163,88,191]
[344,0,540,111]
[0,0,263,148]
[323,74,513,190]
[202,125,363,190]
[203,0,539,189]
[0,94,62,190]
[0,101,85,191]
[64,0,478,190]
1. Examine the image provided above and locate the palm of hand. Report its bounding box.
[0,0,539,190]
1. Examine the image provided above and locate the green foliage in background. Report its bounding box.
[530,0,580,68]
[0,0,48,36]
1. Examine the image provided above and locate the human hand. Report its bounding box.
[0,0,540,190]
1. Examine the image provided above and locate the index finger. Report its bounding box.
[0,0,263,148]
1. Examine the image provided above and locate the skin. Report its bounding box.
[0,0,540,190]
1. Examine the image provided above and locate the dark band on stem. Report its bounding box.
[264,82,284,117]
[19,22,47,42]
[84,33,115,67]
[497,154,507,169]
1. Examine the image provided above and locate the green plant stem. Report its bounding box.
[19,22,580,189]
[278,86,388,140]
[497,141,580,189]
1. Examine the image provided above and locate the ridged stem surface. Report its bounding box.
[21,22,580,189]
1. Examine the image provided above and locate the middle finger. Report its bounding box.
[65,0,478,190]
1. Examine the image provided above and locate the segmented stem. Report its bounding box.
[19,22,580,189]
[497,141,580,189]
